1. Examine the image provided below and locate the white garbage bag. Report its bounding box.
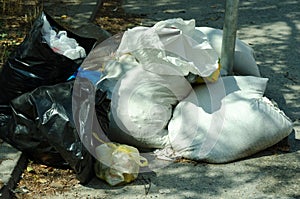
[196,27,260,76]
[168,76,293,163]
[100,19,220,148]
[116,18,219,78]
[99,53,140,98]
[98,19,266,151]
[108,66,192,149]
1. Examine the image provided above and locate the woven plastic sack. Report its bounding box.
[99,19,220,149]
[116,18,219,79]
[108,66,192,149]
[168,76,293,163]
[196,27,260,76]
[94,141,148,186]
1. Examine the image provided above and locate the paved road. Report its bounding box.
[1,0,299,198]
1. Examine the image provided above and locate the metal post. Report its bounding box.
[90,0,103,22]
[220,0,239,75]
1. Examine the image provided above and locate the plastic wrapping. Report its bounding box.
[94,141,148,186]
[0,11,96,105]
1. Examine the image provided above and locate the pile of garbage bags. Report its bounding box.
[0,14,293,186]
[94,18,292,162]
[0,12,98,184]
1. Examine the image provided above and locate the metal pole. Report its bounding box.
[90,0,104,22]
[220,0,239,75]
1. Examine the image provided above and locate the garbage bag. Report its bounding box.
[0,11,97,105]
[93,19,221,149]
[108,66,192,149]
[94,141,148,186]
[91,45,192,149]
[168,76,293,163]
[0,105,12,138]
[196,27,260,76]
[116,18,219,79]
[6,81,94,184]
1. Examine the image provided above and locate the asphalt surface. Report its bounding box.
[0,0,299,198]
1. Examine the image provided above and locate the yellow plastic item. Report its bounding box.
[195,61,221,84]
[93,134,148,186]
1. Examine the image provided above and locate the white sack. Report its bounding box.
[116,18,219,78]
[98,53,140,98]
[108,66,192,149]
[196,27,260,76]
[168,76,293,163]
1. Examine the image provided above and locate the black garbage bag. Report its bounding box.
[0,11,97,105]
[0,105,12,138]
[6,81,94,184]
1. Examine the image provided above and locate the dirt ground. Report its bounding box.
[0,0,144,198]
